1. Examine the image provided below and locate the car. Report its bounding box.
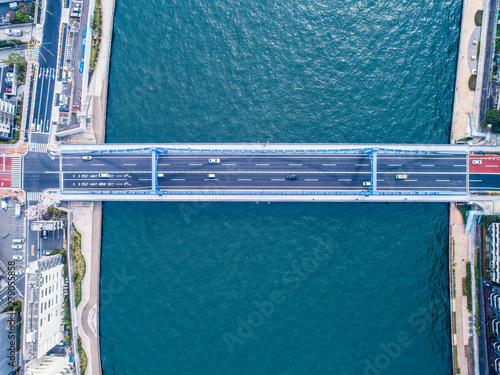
[4,29,22,37]
[14,270,23,276]
[12,255,22,261]
[286,174,298,180]
[11,244,22,250]
[157,173,164,178]
[6,72,13,78]
[5,77,13,83]
[82,155,92,160]
[208,158,220,164]
[363,181,371,187]
[68,71,73,83]
[395,174,408,180]
[1,199,7,210]
[41,230,48,239]
[5,88,11,93]
[42,250,53,256]
[207,174,216,178]
[472,160,482,165]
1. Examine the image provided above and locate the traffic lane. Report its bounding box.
[62,172,152,190]
[469,156,500,173]
[32,68,55,132]
[24,152,59,173]
[378,155,467,173]
[469,174,500,191]
[62,154,152,172]
[158,155,372,172]
[378,173,467,190]
[159,172,372,189]
[23,172,59,192]
[40,0,61,68]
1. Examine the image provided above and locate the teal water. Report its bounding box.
[101,0,460,373]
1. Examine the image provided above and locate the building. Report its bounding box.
[0,311,18,375]
[25,255,65,361]
[0,98,16,140]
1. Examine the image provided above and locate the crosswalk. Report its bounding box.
[26,192,42,202]
[29,45,40,63]
[28,142,48,153]
[10,157,21,188]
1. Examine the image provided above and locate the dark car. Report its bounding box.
[41,230,48,239]
[286,174,298,180]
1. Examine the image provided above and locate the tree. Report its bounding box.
[1,53,26,75]
[486,109,500,125]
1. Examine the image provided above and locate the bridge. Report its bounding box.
[19,143,500,202]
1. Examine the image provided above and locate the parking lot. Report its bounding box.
[0,197,25,309]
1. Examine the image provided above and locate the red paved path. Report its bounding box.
[0,156,11,188]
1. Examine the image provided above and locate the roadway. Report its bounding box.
[23,151,59,192]
[59,153,469,193]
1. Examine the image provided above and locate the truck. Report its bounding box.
[14,203,21,217]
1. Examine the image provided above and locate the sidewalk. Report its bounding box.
[451,0,485,141]
[450,204,473,375]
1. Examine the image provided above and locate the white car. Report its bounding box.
[472,160,482,165]
[82,155,92,160]
[208,158,220,164]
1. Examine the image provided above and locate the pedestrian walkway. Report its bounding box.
[10,157,21,189]
[451,0,486,140]
[451,204,473,375]
[28,142,48,153]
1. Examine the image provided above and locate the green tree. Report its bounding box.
[486,109,500,125]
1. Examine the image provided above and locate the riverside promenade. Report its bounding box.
[68,0,115,373]
[449,0,489,372]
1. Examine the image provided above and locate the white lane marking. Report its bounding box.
[91,163,105,166]
[453,164,466,167]
[305,179,318,181]
[338,179,351,181]
[62,163,73,166]
[289,163,303,166]
[486,165,498,167]
[158,163,170,165]
[188,163,202,166]
[405,179,418,182]
[355,164,369,167]
[469,180,482,182]
[238,179,252,181]
[436,179,450,182]
[387,164,402,167]
[171,179,185,181]
[255,163,269,166]
[204,179,219,181]
[44,171,59,174]
[322,164,336,166]
[123,163,137,166]
[222,163,236,166]
[377,179,385,181]
[138,179,151,181]
[271,179,285,181]
[420,164,434,167]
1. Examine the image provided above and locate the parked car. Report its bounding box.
[6,72,13,78]
[41,230,48,239]
[12,255,22,261]
[11,244,22,250]
[42,251,53,256]
[5,77,13,83]
[1,199,7,210]
[5,88,12,93]
[4,29,22,37]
